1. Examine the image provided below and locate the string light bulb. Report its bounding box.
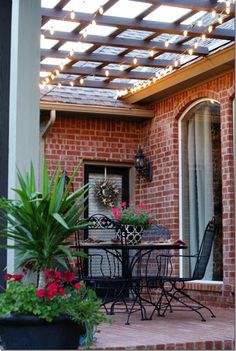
[218,16,223,24]
[150,50,154,57]
[99,6,104,14]
[133,57,137,65]
[50,26,54,35]
[212,10,216,18]
[69,48,74,56]
[188,48,193,55]
[197,20,202,27]
[183,30,188,37]
[91,19,96,26]
[55,69,59,75]
[58,83,62,88]
[70,81,74,87]
[51,74,55,80]
[201,33,206,40]
[45,77,50,84]
[194,41,199,49]
[70,10,75,19]
[80,77,84,85]
[105,70,109,77]
[226,7,230,14]
[208,25,213,33]
[164,40,169,48]
[174,59,179,67]
[60,63,64,70]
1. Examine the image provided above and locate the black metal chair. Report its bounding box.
[74,214,129,314]
[151,217,217,322]
[124,223,172,324]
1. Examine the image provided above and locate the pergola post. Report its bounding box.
[7,0,41,273]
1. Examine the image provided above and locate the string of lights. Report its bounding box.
[39,0,235,97]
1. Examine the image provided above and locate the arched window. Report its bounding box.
[180,100,222,281]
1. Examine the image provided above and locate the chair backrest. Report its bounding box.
[87,213,120,230]
[143,223,171,241]
[192,217,217,280]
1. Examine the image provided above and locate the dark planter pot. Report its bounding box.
[0,313,85,350]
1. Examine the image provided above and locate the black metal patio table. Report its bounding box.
[74,240,187,324]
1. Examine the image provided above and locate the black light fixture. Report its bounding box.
[134,146,152,182]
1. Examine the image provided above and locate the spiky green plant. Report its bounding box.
[0,160,89,281]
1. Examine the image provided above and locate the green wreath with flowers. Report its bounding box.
[93,179,119,208]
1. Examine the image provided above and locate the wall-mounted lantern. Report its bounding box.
[134,146,152,182]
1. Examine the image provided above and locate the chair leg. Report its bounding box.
[160,286,216,322]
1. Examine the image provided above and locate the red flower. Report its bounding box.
[121,202,127,207]
[36,289,46,298]
[58,287,65,296]
[47,290,56,299]
[12,274,23,281]
[47,282,58,293]
[74,282,81,289]
[44,269,60,280]
[61,271,75,282]
[4,273,12,280]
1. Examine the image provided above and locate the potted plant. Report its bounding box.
[0,161,106,350]
[111,201,154,245]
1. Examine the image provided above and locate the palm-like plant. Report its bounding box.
[0,160,88,286]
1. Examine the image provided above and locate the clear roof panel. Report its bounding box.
[63,0,109,13]
[59,41,93,53]
[104,0,151,18]
[42,19,78,32]
[144,5,191,23]
[81,24,117,37]
[41,0,60,9]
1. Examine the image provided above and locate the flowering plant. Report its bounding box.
[111,202,153,229]
[0,269,106,346]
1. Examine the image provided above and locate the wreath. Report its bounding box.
[93,179,119,208]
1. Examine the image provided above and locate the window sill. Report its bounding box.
[185,281,223,292]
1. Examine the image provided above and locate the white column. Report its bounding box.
[8,0,41,272]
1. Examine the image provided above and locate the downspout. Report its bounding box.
[40,109,56,138]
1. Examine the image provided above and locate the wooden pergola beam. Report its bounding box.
[40,49,176,68]
[41,9,234,41]
[42,31,209,55]
[40,64,154,80]
[43,78,133,90]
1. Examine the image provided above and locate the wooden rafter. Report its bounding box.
[40,49,183,68]
[42,32,210,55]
[50,78,133,89]
[41,9,234,41]
[40,64,154,80]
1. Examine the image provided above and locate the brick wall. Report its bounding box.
[44,118,141,188]
[138,70,235,307]
[44,69,235,308]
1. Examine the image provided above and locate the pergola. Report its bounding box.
[39,0,235,105]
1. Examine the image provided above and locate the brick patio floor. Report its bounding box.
[83,304,235,350]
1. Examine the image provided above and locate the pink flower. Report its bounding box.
[36,289,46,298]
[121,202,127,207]
[133,209,139,215]
[74,282,81,289]
[148,218,153,223]
[139,203,146,210]
[4,273,12,280]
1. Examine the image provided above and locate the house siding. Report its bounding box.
[44,69,235,308]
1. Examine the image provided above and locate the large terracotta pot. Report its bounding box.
[0,313,85,350]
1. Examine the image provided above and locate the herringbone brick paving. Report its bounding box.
[84,305,234,350]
